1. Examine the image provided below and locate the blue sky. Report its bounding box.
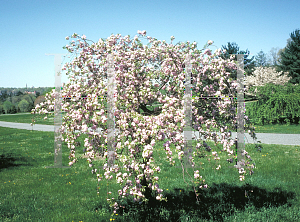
[1,0,299,88]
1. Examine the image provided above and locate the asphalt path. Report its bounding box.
[0,121,299,146]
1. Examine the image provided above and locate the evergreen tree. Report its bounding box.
[0,90,8,103]
[219,42,256,79]
[276,29,300,84]
[254,50,270,67]
[16,90,24,96]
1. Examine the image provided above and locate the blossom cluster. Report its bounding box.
[245,66,291,96]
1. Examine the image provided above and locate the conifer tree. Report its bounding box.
[219,42,256,79]
[254,50,270,67]
[276,29,300,84]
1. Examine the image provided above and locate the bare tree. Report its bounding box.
[277,38,292,66]
[267,47,281,66]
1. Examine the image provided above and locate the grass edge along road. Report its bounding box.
[0,112,300,134]
[0,125,300,221]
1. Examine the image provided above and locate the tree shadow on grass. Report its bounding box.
[95,182,297,222]
[0,152,34,172]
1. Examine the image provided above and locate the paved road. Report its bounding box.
[0,121,299,146]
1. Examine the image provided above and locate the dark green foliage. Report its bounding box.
[42,87,55,96]
[9,104,18,114]
[219,42,256,79]
[276,29,300,85]
[15,90,24,96]
[0,90,8,103]
[245,83,300,125]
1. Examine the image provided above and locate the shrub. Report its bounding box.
[244,66,291,97]
[245,83,300,125]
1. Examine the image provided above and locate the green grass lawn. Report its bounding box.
[0,112,67,126]
[1,118,300,221]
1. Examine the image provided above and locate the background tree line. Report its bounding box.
[0,87,53,114]
[218,29,300,102]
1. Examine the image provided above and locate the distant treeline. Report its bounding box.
[0,87,54,114]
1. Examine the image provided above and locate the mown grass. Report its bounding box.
[1,121,300,221]
[0,112,67,126]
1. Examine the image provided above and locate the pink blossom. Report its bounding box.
[194,171,200,179]
[204,48,212,55]
[207,40,213,45]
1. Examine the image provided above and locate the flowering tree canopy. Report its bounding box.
[245,66,291,96]
[31,30,258,213]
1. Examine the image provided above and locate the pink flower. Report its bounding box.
[207,40,213,45]
[81,125,88,133]
[157,188,163,194]
[194,172,200,179]
[204,48,212,55]
[133,118,139,124]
